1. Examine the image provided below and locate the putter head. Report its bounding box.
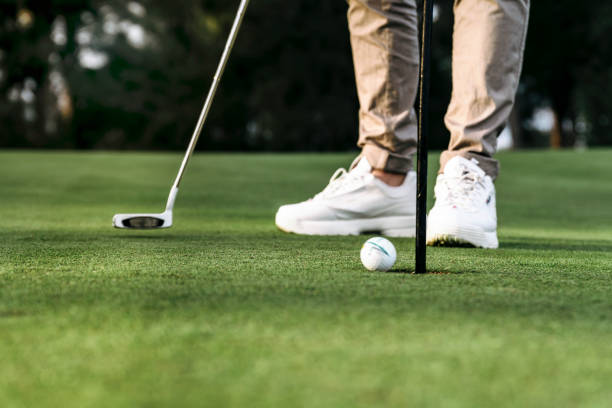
[113,211,173,229]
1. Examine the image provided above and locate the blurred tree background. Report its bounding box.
[0,0,611,151]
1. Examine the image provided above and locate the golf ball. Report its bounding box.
[360,237,397,272]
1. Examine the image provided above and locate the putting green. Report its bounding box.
[1,150,611,407]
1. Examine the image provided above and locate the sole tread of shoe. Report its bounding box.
[276,216,416,237]
[427,235,476,248]
[276,225,415,237]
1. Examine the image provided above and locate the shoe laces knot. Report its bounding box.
[438,166,488,210]
[315,156,366,199]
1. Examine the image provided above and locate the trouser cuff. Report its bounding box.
[362,143,413,174]
[439,150,499,180]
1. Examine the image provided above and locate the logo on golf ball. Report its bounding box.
[360,237,397,272]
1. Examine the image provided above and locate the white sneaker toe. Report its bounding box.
[275,156,416,237]
[426,157,499,249]
[426,207,498,248]
[275,201,337,235]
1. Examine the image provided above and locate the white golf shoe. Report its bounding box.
[275,157,416,237]
[426,156,499,248]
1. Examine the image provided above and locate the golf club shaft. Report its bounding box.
[415,0,434,274]
[168,0,251,204]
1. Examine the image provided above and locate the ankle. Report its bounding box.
[372,170,406,187]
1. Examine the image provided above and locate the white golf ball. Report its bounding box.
[360,237,397,272]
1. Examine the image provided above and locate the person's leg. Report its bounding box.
[441,0,530,180]
[274,0,420,237]
[427,0,530,249]
[348,0,420,175]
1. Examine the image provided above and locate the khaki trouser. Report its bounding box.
[348,0,530,179]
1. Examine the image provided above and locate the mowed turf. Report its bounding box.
[1,150,611,408]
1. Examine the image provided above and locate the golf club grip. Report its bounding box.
[415,0,434,274]
[173,0,251,188]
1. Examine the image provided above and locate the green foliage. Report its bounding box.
[521,0,612,146]
[1,1,612,150]
[0,0,360,150]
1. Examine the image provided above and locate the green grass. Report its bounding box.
[1,149,611,408]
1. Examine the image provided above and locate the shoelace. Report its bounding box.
[437,168,487,209]
[315,156,365,199]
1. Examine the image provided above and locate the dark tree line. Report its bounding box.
[1,0,611,151]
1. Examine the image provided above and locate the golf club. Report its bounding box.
[113,0,251,229]
[415,0,434,273]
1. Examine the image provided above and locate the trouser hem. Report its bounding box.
[439,150,499,180]
[362,143,413,174]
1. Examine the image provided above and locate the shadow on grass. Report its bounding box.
[117,235,174,240]
[1,229,371,248]
[387,268,459,275]
[502,236,612,253]
[1,231,207,243]
[5,228,612,254]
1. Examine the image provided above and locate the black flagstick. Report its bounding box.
[415,0,434,274]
